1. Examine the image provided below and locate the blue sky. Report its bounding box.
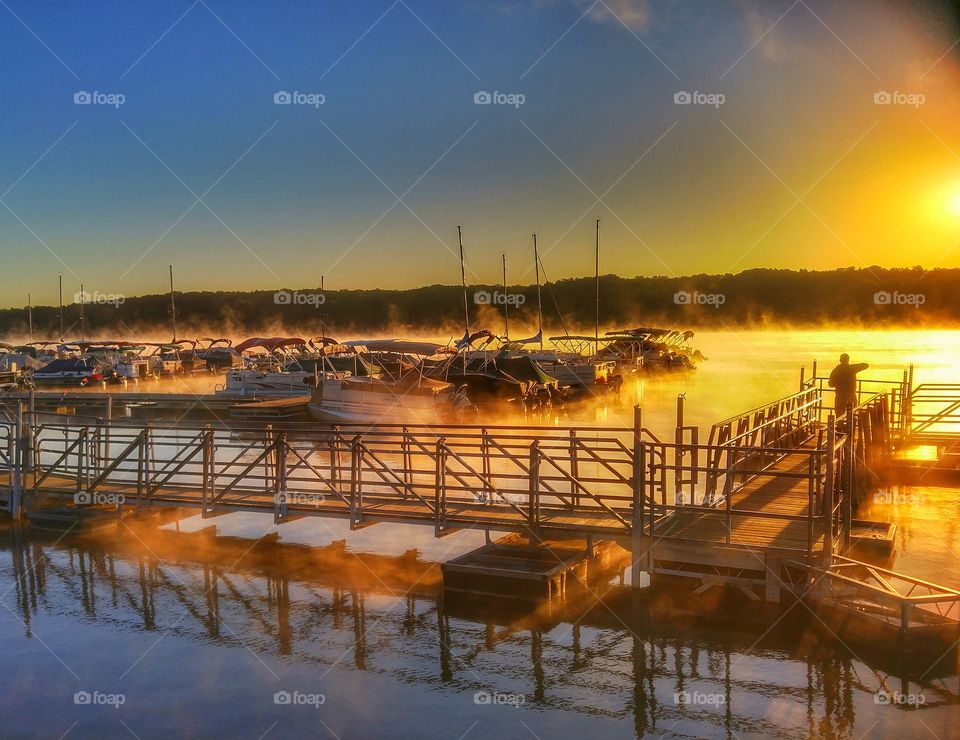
[1,0,959,307]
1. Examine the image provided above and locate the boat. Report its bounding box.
[307,371,474,423]
[32,357,109,387]
[600,328,704,372]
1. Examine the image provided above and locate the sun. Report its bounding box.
[948,189,960,216]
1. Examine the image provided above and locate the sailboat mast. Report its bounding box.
[58,275,64,343]
[320,275,326,342]
[27,294,33,343]
[533,233,543,350]
[458,226,470,338]
[501,252,509,340]
[595,218,600,355]
[169,265,178,342]
[79,283,86,341]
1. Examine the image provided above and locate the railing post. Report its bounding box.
[349,435,362,529]
[528,440,541,531]
[330,426,341,491]
[402,426,412,501]
[723,447,734,545]
[434,437,446,536]
[823,416,836,566]
[275,432,288,523]
[202,425,213,515]
[481,427,492,504]
[632,422,647,586]
[76,427,88,497]
[136,429,146,509]
[10,402,22,519]
[568,429,578,508]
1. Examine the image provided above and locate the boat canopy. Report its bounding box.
[344,339,448,356]
[234,337,308,353]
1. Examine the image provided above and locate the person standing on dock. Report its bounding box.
[828,354,869,414]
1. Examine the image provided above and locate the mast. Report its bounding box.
[501,252,509,340]
[169,265,178,342]
[595,218,600,355]
[320,275,326,342]
[533,233,543,350]
[58,275,64,343]
[458,226,470,339]
[79,283,86,341]
[27,294,33,343]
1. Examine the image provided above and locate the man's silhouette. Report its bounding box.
[828,354,869,414]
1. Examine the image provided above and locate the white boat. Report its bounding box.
[308,373,472,423]
[220,368,316,397]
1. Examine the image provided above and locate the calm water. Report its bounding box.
[2,330,959,738]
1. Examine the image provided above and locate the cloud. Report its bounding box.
[586,0,651,31]
[732,0,787,61]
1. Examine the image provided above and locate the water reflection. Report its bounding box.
[0,521,956,738]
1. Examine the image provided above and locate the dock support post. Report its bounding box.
[823,416,836,566]
[764,554,781,603]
